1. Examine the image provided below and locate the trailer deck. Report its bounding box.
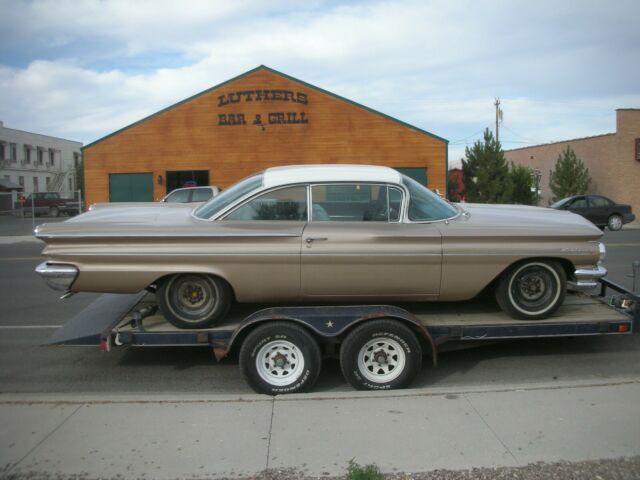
[47,278,638,393]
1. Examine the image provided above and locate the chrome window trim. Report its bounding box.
[218,184,311,222]
[309,182,406,223]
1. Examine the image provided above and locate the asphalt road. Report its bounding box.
[0,229,639,395]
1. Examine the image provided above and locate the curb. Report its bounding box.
[1,376,638,405]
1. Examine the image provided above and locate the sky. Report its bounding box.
[1,0,639,167]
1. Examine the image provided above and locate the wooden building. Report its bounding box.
[83,66,448,204]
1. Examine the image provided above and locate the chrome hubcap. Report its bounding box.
[610,216,622,230]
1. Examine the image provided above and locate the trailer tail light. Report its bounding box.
[618,324,629,333]
[99,338,110,352]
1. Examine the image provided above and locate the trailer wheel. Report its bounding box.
[340,320,422,391]
[49,206,59,217]
[496,260,566,320]
[239,322,322,395]
[157,274,231,329]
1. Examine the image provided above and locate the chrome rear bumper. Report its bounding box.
[568,265,608,291]
[35,262,78,292]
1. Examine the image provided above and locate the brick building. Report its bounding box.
[505,109,640,216]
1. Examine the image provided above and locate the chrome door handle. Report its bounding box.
[305,237,328,247]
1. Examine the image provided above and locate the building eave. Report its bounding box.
[82,65,448,151]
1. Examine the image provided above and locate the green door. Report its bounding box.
[109,173,154,202]
[395,167,428,186]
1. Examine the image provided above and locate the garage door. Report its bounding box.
[395,167,428,186]
[109,173,154,202]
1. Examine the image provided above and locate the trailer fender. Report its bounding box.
[214,305,437,366]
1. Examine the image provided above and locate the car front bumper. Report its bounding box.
[568,265,608,291]
[35,262,78,291]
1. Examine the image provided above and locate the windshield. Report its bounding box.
[550,197,571,209]
[194,174,263,219]
[402,175,458,221]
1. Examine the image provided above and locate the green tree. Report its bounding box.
[510,162,536,205]
[549,146,591,202]
[461,128,513,203]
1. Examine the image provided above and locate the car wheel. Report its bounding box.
[239,322,322,395]
[157,274,231,329]
[340,319,422,391]
[49,206,59,217]
[607,214,623,231]
[496,260,566,320]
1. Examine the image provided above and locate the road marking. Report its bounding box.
[0,257,42,261]
[0,325,62,329]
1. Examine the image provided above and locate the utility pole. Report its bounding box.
[494,98,502,143]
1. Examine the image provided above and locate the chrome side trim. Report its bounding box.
[35,232,303,239]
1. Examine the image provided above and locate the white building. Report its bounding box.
[0,121,83,196]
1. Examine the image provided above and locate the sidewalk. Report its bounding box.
[2,377,639,479]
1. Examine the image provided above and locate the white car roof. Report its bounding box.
[263,164,402,188]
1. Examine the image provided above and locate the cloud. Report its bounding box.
[0,0,638,155]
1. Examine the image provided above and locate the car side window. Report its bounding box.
[570,197,588,208]
[311,184,395,222]
[165,189,190,203]
[191,188,213,202]
[225,186,307,221]
[589,196,612,207]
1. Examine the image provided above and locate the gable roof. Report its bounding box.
[83,65,447,150]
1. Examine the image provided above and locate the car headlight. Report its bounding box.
[598,242,606,265]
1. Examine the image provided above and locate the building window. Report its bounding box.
[37,148,44,166]
[49,149,55,167]
[33,177,39,193]
[46,177,51,190]
[18,176,24,187]
[73,152,80,169]
[68,177,73,192]
[0,143,5,160]
[24,145,32,164]
[10,143,17,163]
[636,138,640,162]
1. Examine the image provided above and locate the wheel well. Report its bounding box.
[148,272,237,302]
[484,257,574,293]
[225,319,324,359]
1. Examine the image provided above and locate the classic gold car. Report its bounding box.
[35,164,607,329]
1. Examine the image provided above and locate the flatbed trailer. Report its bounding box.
[49,278,639,395]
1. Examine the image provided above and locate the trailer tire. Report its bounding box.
[239,322,322,395]
[496,260,566,320]
[157,274,231,329]
[340,319,422,391]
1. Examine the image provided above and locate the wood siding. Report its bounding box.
[84,67,447,205]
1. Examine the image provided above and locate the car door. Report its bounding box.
[218,185,308,302]
[588,196,613,226]
[301,183,442,300]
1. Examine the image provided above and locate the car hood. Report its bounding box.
[447,203,603,239]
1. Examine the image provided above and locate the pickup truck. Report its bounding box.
[17,192,80,217]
